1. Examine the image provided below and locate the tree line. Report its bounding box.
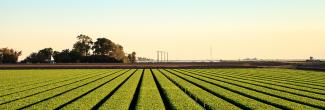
[0,34,136,64]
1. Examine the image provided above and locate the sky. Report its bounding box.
[0,0,325,61]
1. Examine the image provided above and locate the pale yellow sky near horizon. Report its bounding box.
[0,0,325,61]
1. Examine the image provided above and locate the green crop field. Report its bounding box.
[0,68,325,110]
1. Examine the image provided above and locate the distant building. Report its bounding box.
[45,56,56,64]
[50,56,55,64]
[243,57,258,61]
[137,57,155,63]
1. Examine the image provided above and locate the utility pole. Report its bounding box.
[161,51,163,62]
[157,51,158,62]
[167,52,168,62]
[163,51,166,62]
[157,50,169,62]
[160,51,163,62]
[210,45,213,61]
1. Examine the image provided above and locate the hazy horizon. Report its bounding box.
[1,0,325,61]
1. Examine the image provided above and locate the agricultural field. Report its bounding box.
[0,68,325,110]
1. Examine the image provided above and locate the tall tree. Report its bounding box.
[112,44,127,62]
[128,51,137,63]
[0,48,22,63]
[38,48,53,62]
[92,38,114,55]
[131,52,136,63]
[73,34,93,56]
[127,54,132,63]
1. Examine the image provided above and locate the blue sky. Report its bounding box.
[1,0,325,60]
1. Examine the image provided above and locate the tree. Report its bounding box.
[111,44,127,62]
[38,48,53,62]
[21,48,53,63]
[22,52,39,63]
[53,49,71,63]
[91,37,129,63]
[19,35,134,64]
[73,34,93,56]
[0,48,22,63]
[0,52,3,63]
[92,38,114,55]
[127,54,132,63]
[131,52,136,63]
[53,49,82,63]
[128,51,137,63]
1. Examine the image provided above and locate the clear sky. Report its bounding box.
[1,0,325,60]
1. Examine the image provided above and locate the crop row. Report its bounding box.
[151,69,203,109]
[174,69,325,109]
[184,69,325,101]
[0,69,127,109]
[0,68,324,109]
[246,69,325,85]
[190,69,325,94]
[0,70,101,90]
[157,69,241,110]
[0,70,113,96]
[209,69,325,86]
[166,69,320,110]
